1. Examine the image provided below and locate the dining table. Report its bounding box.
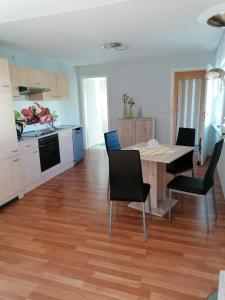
[124,143,193,217]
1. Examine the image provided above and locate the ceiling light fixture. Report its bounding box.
[102,42,129,51]
[207,12,225,27]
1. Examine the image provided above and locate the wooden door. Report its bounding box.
[172,70,206,144]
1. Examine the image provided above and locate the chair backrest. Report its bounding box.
[108,150,145,202]
[176,127,196,146]
[203,139,224,193]
[104,131,121,152]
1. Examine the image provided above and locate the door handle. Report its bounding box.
[13,159,20,162]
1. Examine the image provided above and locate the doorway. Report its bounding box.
[172,70,206,153]
[82,77,109,149]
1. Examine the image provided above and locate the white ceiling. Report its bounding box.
[0,0,224,66]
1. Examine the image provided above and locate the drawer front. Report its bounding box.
[19,139,38,151]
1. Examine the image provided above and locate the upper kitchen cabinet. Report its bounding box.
[56,73,70,100]
[0,58,11,92]
[8,63,70,100]
[43,71,58,100]
[8,64,20,98]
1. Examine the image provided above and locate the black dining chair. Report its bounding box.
[108,150,151,241]
[167,139,223,232]
[167,127,196,177]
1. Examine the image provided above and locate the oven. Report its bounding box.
[38,134,61,172]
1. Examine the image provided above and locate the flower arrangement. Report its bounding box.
[14,102,58,128]
[122,94,135,119]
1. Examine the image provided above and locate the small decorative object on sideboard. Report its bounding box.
[122,94,135,119]
[128,97,135,118]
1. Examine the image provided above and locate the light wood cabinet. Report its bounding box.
[118,118,155,148]
[0,91,19,160]
[0,155,22,206]
[20,143,41,190]
[9,64,20,98]
[0,58,11,92]
[9,63,70,100]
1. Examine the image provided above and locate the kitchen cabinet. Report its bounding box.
[43,71,58,100]
[59,129,74,170]
[0,155,22,205]
[0,91,19,160]
[56,73,70,100]
[20,140,41,192]
[118,118,155,148]
[9,64,20,98]
[0,58,11,92]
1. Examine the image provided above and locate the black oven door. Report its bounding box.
[39,134,61,172]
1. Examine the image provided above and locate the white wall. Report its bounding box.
[77,51,213,144]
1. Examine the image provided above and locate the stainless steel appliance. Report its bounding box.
[72,127,84,164]
[38,134,60,172]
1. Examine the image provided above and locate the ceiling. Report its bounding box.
[0,0,224,66]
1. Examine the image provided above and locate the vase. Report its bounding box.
[128,106,134,119]
[123,103,129,119]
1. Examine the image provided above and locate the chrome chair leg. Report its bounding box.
[148,194,152,219]
[212,186,217,219]
[142,202,147,241]
[109,201,113,237]
[169,190,172,223]
[107,177,110,201]
[116,201,119,217]
[204,195,209,233]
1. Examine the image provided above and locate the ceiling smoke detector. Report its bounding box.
[102,42,129,51]
[207,12,225,27]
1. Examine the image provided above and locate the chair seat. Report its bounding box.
[111,183,150,202]
[167,175,204,195]
[167,155,193,174]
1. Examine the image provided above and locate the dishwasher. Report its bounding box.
[72,127,84,164]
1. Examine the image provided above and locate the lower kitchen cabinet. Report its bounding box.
[59,129,74,170]
[20,144,41,192]
[0,155,23,205]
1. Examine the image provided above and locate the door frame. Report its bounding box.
[79,75,110,149]
[170,68,206,144]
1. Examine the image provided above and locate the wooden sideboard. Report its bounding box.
[118,118,155,148]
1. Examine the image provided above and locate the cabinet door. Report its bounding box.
[8,156,22,197]
[0,91,19,160]
[21,148,41,187]
[0,58,11,92]
[0,156,22,205]
[62,74,70,99]
[135,119,155,144]
[43,71,58,100]
[59,130,74,168]
[9,64,20,98]
[56,73,63,99]
[118,119,136,148]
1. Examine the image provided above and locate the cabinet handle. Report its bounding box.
[12,149,18,153]
[13,159,20,162]
[25,144,31,148]
[33,151,39,154]
[36,82,41,85]
[2,85,10,87]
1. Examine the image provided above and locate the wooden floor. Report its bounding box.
[0,149,225,300]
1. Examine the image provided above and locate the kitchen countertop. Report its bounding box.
[18,125,82,142]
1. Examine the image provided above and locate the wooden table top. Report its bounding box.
[125,143,193,164]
